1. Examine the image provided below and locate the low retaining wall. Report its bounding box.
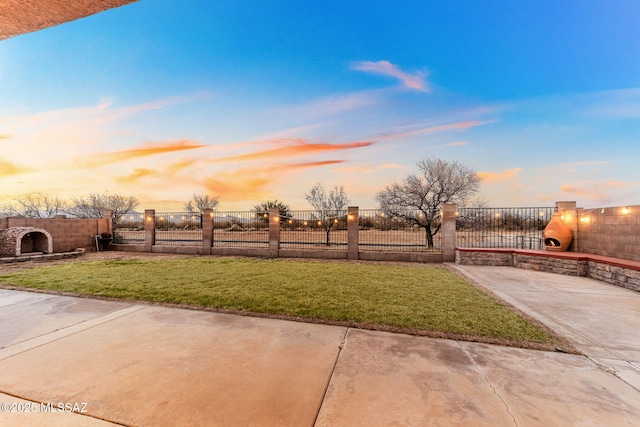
[456,248,640,292]
[112,244,442,262]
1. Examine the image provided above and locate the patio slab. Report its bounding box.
[315,329,640,426]
[0,299,345,427]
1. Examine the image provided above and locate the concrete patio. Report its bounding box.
[0,265,638,426]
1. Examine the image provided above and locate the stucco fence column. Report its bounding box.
[202,209,213,254]
[441,203,457,262]
[144,209,156,252]
[269,207,280,258]
[347,206,359,260]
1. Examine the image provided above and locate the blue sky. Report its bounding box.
[1,1,639,210]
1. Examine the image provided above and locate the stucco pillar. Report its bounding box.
[269,207,280,258]
[556,201,578,251]
[144,209,155,252]
[102,209,113,235]
[347,206,359,260]
[202,209,213,254]
[441,203,457,262]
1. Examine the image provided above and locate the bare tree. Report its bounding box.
[305,183,349,246]
[375,157,479,248]
[68,192,139,224]
[0,192,68,218]
[184,193,219,213]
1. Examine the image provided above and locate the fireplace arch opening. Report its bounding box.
[0,227,53,257]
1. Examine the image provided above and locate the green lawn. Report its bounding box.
[0,257,557,347]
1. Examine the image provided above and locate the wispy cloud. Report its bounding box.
[604,180,634,188]
[478,168,522,183]
[440,141,467,147]
[76,139,206,168]
[351,60,428,91]
[274,91,381,119]
[559,179,636,204]
[377,120,491,141]
[0,158,30,176]
[332,165,373,174]
[212,139,372,163]
[380,163,406,170]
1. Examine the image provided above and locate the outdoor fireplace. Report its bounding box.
[542,212,572,252]
[0,227,53,257]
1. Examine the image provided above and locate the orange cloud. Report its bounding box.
[478,168,522,183]
[0,158,29,176]
[204,160,344,201]
[0,135,11,139]
[212,139,372,163]
[116,168,158,183]
[441,141,467,147]
[76,139,206,168]
[168,159,199,173]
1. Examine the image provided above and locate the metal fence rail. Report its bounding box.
[213,211,268,248]
[456,207,554,249]
[113,212,145,244]
[280,210,348,249]
[358,209,442,252]
[155,212,203,246]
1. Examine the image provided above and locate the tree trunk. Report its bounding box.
[425,226,434,249]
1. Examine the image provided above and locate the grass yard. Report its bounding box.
[0,256,558,348]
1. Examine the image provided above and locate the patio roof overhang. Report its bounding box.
[0,0,137,40]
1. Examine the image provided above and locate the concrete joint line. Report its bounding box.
[313,327,349,426]
[458,342,518,427]
[587,356,640,393]
[0,305,146,361]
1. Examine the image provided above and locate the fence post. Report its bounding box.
[202,209,213,254]
[269,207,280,258]
[144,209,155,252]
[347,206,359,260]
[441,203,457,262]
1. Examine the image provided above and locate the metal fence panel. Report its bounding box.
[155,212,203,246]
[213,211,268,248]
[358,209,441,252]
[280,210,348,249]
[113,212,145,244]
[456,207,554,249]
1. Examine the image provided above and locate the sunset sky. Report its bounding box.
[1,1,639,210]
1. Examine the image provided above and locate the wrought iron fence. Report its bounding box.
[155,212,203,246]
[358,209,442,252]
[280,210,348,249]
[113,212,145,244]
[456,207,555,249]
[213,211,268,248]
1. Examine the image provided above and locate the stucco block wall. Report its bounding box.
[1,216,109,253]
[576,205,640,262]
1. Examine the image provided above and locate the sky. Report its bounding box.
[1,1,639,211]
